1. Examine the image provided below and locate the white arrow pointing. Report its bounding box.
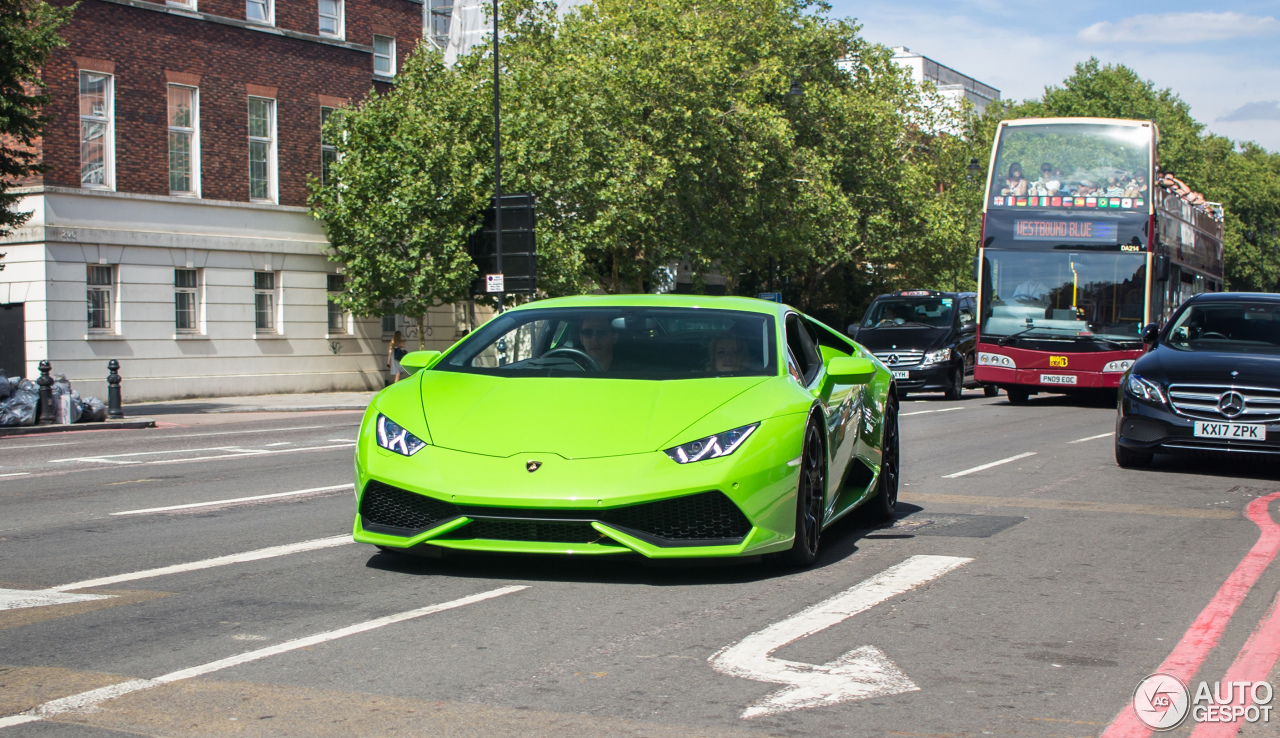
[709,554,973,718]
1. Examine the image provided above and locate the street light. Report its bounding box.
[786,78,803,99]
[966,157,981,183]
[492,0,503,312]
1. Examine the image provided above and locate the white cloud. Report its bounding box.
[1079,12,1280,43]
[1218,101,1280,122]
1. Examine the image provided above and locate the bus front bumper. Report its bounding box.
[975,366,1126,390]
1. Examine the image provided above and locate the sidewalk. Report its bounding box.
[125,391,376,416]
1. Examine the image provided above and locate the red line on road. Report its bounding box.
[1101,491,1280,738]
[1188,586,1280,737]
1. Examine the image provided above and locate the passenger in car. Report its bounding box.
[708,335,748,373]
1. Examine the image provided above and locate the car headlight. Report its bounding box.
[665,423,758,464]
[922,348,951,366]
[375,414,427,456]
[1103,359,1134,373]
[978,352,1016,368]
[1126,374,1166,405]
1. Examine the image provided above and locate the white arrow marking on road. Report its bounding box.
[0,588,111,611]
[709,554,972,719]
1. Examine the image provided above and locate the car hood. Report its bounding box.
[853,326,951,352]
[1137,345,1280,385]
[416,372,770,459]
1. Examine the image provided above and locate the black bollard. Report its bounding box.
[107,359,124,419]
[37,360,56,424]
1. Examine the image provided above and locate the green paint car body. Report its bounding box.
[353,295,900,565]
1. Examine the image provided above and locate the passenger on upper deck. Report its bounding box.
[1001,163,1028,197]
[1031,163,1061,196]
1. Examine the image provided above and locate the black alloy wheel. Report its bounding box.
[785,421,826,566]
[1007,386,1030,404]
[867,400,900,523]
[983,384,999,397]
[944,365,964,400]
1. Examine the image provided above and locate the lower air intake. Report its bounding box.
[360,480,461,535]
[602,491,752,542]
[450,519,602,544]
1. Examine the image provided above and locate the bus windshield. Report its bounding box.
[990,122,1152,211]
[981,251,1147,343]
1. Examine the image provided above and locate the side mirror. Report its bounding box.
[972,255,982,283]
[827,356,876,385]
[847,324,859,339]
[960,321,976,334]
[1140,323,1159,345]
[1154,254,1170,282]
[400,350,442,372]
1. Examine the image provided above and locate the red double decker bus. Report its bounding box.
[974,117,1224,403]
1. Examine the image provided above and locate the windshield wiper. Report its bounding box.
[998,323,1039,346]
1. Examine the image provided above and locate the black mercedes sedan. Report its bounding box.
[1116,292,1280,468]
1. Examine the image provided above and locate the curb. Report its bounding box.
[124,404,369,415]
[0,418,157,437]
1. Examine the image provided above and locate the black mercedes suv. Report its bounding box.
[1116,292,1280,467]
[849,290,993,400]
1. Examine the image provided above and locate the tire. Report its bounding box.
[1007,387,1030,404]
[983,384,999,398]
[866,400,900,523]
[898,391,908,401]
[1115,440,1153,468]
[784,420,826,567]
[944,365,964,400]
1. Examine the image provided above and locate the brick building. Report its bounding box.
[0,0,471,401]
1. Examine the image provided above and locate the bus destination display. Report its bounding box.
[1013,219,1118,243]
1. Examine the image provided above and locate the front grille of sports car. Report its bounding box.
[359,480,461,535]
[1168,384,1280,423]
[601,491,752,542]
[446,519,602,544]
[360,482,752,547]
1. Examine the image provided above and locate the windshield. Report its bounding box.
[437,307,778,379]
[979,251,1146,342]
[1165,302,1280,354]
[990,122,1152,211]
[862,297,955,328]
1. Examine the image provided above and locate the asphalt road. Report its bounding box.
[2,393,1279,737]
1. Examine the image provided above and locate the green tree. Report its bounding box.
[0,0,74,268]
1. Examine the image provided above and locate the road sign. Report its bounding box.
[485,274,505,293]
[758,292,782,303]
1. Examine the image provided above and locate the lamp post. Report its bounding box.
[492,0,503,314]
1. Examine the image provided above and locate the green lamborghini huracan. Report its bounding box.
[353,295,899,565]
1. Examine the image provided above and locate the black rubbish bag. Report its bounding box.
[79,396,107,423]
[0,386,38,427]
[0,372,10,402]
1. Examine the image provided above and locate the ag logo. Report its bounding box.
[1049,356,1068,368]
[526,460,543,473]
[1132,672,1190,730]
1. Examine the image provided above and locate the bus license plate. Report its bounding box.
[1194,422,1266,440]
[891,370,909,380]
[1040,374,1077,385]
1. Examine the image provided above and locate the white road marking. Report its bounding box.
[50,445,248,463]
[50,443,354,468]
[900,407,964,417]
[152,425,333,440]
[942,452,1037,478]
[1069,432,1112,444]
[0,588,112,611]
[0,585,527,729]
[710,555,972,718]
[264,442,291,447]
[0,441,75,450]
[110,484,354,516]
[50,535,353,592]
[0,472,30,478]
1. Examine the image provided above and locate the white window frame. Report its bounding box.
[320,106,341,186]
[78,71,114,190]
[246,0,273,25]
[87,265,116,333]
[167,85,200,197]
[373,35,396,78]
[166,0,196,9]
[318,0,343,39]
[254,271,281,335]
[326,273,348,335]
[247,96,277,203]
[174,268,201,334]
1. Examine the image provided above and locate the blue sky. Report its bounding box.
[824,1,1280,152]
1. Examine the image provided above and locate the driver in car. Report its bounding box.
[579,316,620,370]
[877,306,904,326]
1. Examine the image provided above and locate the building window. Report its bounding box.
[327,274,347,334]
[87,265,114,331]
[318,0,343,38]
[247,97,276,202]
[168,85,199,196]
[79,71,113,189]
[246,0,272,24]
[175,269,199,333]
[320,106,340,186]
[381,314,397,335]
[428,0,452,49]
[254,271,277,333]
[166,0,196,8]
[373,36,395,77]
